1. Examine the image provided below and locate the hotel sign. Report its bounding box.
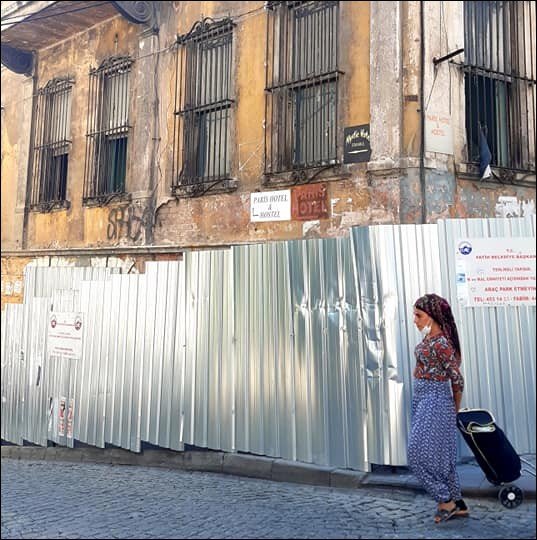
[343,124,371,163]
[291,183,329,221]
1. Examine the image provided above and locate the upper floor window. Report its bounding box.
[83,56,132,204]
[172,18,235,197]
[30,77,73,211]
[462,1,536,177]
[265,1,340,177]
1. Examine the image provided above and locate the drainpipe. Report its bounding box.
[147,28,160,246]
[22,53,38,249]
[419,1,426,225]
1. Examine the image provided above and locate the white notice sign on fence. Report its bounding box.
[455,237,536,307]
[48,312,84,359]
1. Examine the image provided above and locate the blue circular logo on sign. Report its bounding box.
[458,241,472,255]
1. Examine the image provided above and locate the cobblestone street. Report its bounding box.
[1,459,535,539]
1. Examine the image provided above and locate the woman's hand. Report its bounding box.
[453,391,462,412]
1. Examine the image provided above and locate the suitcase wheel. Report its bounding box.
[498,485,523,508]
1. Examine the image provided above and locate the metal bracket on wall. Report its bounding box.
[111,1,159,31]
[433,48,464,66]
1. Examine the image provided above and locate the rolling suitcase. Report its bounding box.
[457,408,535,508]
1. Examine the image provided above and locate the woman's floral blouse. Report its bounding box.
[414,334,464,395]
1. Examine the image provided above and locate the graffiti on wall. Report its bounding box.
[107,204,152,242]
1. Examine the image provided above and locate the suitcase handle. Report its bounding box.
[468,422,495,433]
[458,420,496,434]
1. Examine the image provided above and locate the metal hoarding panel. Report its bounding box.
[230,237,368,469]
[23,298,50,447]
[438,217,536,457]
[1,304,24,444]
[139,262,186,452]
[2,218,534,468]
[105,274,123,448]
[131,273,148,453]
[351,224,443,466]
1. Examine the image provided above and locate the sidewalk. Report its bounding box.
[363,455,536,500]
[1,444,535,501]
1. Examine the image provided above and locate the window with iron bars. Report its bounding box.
[462,1,536,178]
[172,18,235,197]
[30,78,73,211]
[83,56,132,204]
[265,1,341,178]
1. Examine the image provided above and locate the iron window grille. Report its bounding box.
[172,18,235,197]
[264,1,341,178]
[30,77,73,211]
[461,1,536,178]
[83,56,133,204]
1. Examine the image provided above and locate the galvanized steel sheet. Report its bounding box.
[1,219,535,471]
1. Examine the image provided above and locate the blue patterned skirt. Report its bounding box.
[407,378,462,503]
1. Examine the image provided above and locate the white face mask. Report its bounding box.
[419,323,432,338]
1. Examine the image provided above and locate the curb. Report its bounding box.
[0,445,357,488]
[1,445,535,500]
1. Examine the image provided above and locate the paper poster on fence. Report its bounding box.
[48,312,83,359]
[58,396,66,436]
[456,237,536,307]
[67,398,74,438]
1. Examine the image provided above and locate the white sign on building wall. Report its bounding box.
[456,237,536,307]
[47,312,84,359]
[425,112,454,155]
[250,190,291,222]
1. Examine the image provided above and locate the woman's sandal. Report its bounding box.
[454,499,470,517]
[434,505,458,523]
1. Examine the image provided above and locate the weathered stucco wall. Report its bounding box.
[1,256,33,308]
[26,15,141,248]
[1,67,33,250]
[1,68,19,249]
[1,2,376,252]
[419,0,536,221]
[1,1,535,256]
[153,1,377,246]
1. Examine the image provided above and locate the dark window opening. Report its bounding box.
[172,18,234,196]
[265,1,341,175]
[99,136,128,196]
[84,56,132,203]
[294,82,337,166]
[461,1,536,175]
[465,74,513,168]
[30,78,73,211]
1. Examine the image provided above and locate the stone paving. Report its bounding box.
[1,459,535,539]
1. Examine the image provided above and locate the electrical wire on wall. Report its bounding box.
[440,0,452,115]
[3,1,272,209]
[425,1,454,114]
[1,2,111,27]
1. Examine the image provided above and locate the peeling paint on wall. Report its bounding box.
[495,196,536,218]
[303,220,321,237]
[330,198,341,216]
[1,256,32,308]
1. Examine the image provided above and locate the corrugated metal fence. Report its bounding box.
[1,218,535,470]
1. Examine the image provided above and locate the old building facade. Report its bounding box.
[2,1,536,305]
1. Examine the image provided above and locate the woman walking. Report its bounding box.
[407,293,470,523]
